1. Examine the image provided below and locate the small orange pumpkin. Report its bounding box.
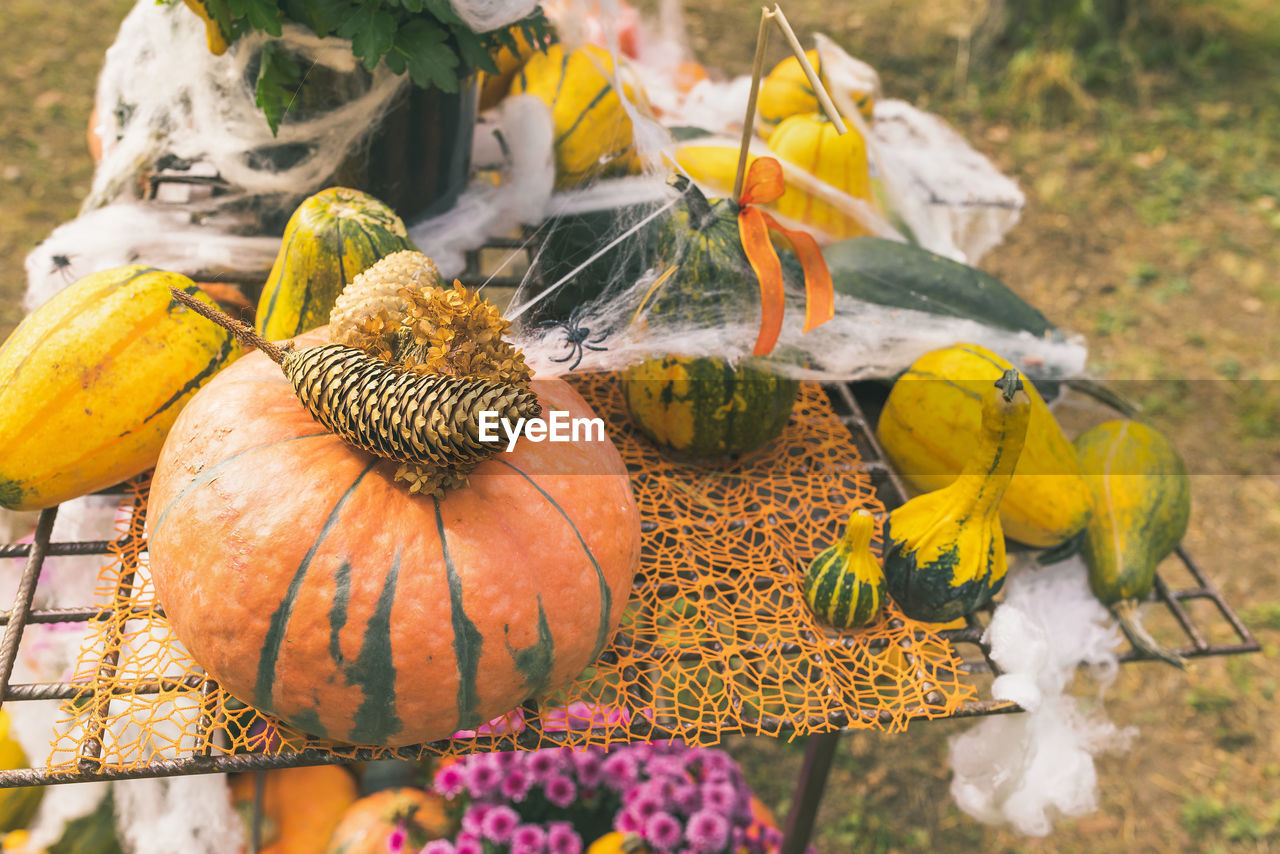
[229,765,359,854]
[325,788,452,854]
[147,326,640,748]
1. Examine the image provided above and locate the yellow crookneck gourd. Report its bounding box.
[883,370,1030,623]
[803,509,886,629]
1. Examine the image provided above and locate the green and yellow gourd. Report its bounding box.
[883,370,1029,623]
[0,267,240,511]
[1075,420,1191,667]
[620,179,799,459]
[877,343,1093,548]
[255,187,416,341]
[803,510,886,629]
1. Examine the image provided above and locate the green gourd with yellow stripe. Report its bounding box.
[1075,419,1191,666]
[255,187,416,341]
[0,267,240,511]
[883,370,1029,622]
[803,510,886,628]
[876,343,1093,548]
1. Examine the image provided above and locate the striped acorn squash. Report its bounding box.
[147,328,640,747]
[876,343,1093,548]
[621,356,799,460]
[255,188,416,342]
[0,267,239,511]
[803,510,886,629]
[883,371,1029,622]
[509,44,646,189]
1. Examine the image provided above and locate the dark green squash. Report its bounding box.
[621,355,798,459]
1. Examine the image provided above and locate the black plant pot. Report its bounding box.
[355,76,478,223]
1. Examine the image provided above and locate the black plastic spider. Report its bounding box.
[541,305,608,371]
[50,253,76,282]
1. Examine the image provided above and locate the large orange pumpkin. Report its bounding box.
[147,327,640,747]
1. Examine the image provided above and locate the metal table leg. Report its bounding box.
[779,731,841,854]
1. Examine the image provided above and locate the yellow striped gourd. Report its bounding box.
[0,267,239,511]
[803,510,886,629]
[510,44,645,189]
[255,187,416,341]
[876,343,1093,548]
[883,370,1029,623]
[767,113,874,240]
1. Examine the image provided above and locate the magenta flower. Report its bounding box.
[644,811,683,851]
[546,823,583,854]
[468,761,502,795]
[672,783,701,814]
[452,709,526,739]
[434,764,467,799]
[685,810,730,853]
[616,810,642,834]
[600,752,640,789]
[452,833,483,854]
[460,804,490,836]
[542,701,631,733]
[571,750,604,788]
[511,823,547,853]
[527,749,563,781]
[500,767,533,802]
[387,821,408,854]
[544,774,578,809]
[420,841,455,854]
[700,782,737,814]
[481,805,521,843]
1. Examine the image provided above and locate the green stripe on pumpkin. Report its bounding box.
[432,497,485,731]
[508,596,555,695]
[329,559,352,665]
[254,460,378,712]
[348,549,403,744]
[496,459,612,658]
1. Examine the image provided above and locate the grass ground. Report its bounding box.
[2,1,1278,852]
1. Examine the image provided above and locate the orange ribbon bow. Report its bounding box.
[736,157,835,356]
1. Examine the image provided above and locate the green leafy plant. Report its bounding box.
[177,0,553,133]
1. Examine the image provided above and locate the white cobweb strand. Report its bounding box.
[447,0,540,34]
[26,0,405,309]
[948,556,1136,837]
[409,94,556,277]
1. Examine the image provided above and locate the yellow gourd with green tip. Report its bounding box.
[803,510,886,629]
[1075,419,1191,667]
[876,343,1093,548]
[883,370,1029,623]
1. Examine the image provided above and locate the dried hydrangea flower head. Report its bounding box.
[327,250,535,496]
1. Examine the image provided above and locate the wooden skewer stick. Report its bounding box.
[769,5,847,134]
[732,3,849,203]
[732,6,775,203]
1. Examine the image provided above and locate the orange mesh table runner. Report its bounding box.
[47,377,976,773]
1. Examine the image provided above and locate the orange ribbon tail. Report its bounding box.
[735,157,836,355]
